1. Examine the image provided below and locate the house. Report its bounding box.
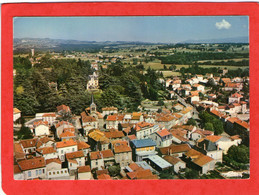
[81,111,98,134]
[163,155,186,173]
[172,103,185,111]
[59,131,76,141]
[205,135,242,154]
[55,121,74,139]
[78,165,93,180]
[133,122,159,139]
[155,114,176,129]
[87,72,99,90]
[126,169,158,180]
[56,104,71,115]
[229,92,243,104]
[17,157,46,180]
[33,121,49,137]
[113,140,132,168]
[90,150,115,170]
[183,149,215,174]
[20,138,38,154]
[14,165,24,180]
[36,147,58,160]
[66,151,85,174]
[197,139,223,163]
[170,129,189,144]
[106,114,124,129]
[150,129,172,148]
[42,113,57,126]
[146,155,172,171]
[131,112,144,123]
[192,84,205,92]
[104,129,125,141]
[36,136,55,149]
[13,108,21,122]
[224,82,243,91]
[191,129,213,141]
[14,143,26,161]
[159,143,191,157]
[88,129,110,151]
[77,140,91,157]
[56,139,78,162]
[130,139,157,162]
[102,107,118,116]
[45,158,62,172]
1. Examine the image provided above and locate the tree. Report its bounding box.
[187,118,197,126]
[227,145,249,164]
[108,165,121,177]
[17,125,33,140]
[204,122,214,131]
[185,168,199,179]
[212,119,224,135]
[159,167,174,179]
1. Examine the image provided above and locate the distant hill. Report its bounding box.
[180,36,249,44]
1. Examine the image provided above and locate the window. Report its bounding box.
[61,171,63,174]
[28,171,31,177]
[79,161,82,166]
[70,163,72,167]
[42,169,45,173]
[39,169,42,175]
[96,161,98,165]
[72,148,75,152]
[65,170,67,173]
[61,150,63,154]
[36,170,38,176]
[57,171,59,174]
[53,172,55,175]
[49,172,51,175]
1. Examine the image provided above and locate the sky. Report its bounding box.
[13,16,249,43]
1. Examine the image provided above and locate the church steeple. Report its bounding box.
[90,93,96,113]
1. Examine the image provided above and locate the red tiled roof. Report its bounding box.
[96,169,109,176]
[36,147,56,155]
[14,143,26,159]
[160,144,191,155]
[205,135,223,143]
[90,150,114,160]
[57,105,70,112]
[102,107,118,111]
[81,112,97,122]
[33,120,48,127]
[128,163,144,172]
[104,131,125,139]
[56,139,77,148]
[59,131,75,138]
[18,157,45,171]
[127,135,137,141]
[66,151,84,159]
[98,174,111,180]
[235,120,249,129]
[163,155,181,165]
[55,121,73,128]
[127,169,158,180]
[42,113,56,117]
[20,138,37,149]
[135,122,154,131]
[13,108,21,113]
[113,141,132,153]
[78,165,91,173]
[46,158,62,165]
[231,92,243,98]
[156,129,171,137]
[77,141,90,150]
[14,165,22,174]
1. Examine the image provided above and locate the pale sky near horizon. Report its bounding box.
[13,16,249,43]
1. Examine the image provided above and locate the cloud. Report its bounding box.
[215,19,231,30]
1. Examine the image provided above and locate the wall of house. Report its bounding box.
[43,152,58,160]
[14,173,24,180]
[174,161,186,173]
[47,168,70,180]
[91,158,104,170]
[207,150,223,163]
[115,152,132,168]
[46,162,62,172]
[217,140,240,154]
[23,167,46,180]
[35,125,50,136]
[57,145,78,162]
[78,172,93,180]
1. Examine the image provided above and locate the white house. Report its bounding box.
[17,157,46,180]
[45,158,62,172]
[56,139,78,162]
[134,122,160,139]
[33,120,50,137]
[13,108,21,122]
[102,107,118,117]
[150,129,172,148]
[78,165,93,180]
[163,155,186,173]
[36,146,58,160]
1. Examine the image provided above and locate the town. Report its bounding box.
[13,41,249,180]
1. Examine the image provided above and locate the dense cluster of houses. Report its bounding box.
[13,67,249,180]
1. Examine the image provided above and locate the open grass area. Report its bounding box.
[197,58,249,63]
[162,71,181,77]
